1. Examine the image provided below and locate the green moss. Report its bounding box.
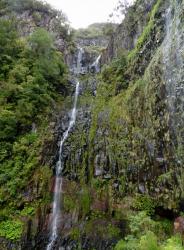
[128,0,162,61]
[100,51,128,92]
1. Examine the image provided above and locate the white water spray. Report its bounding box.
[76,47,84,74]
[91,55,101,73]
[46,82,80,250]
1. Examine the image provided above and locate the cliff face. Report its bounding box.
[68,23,112,74]
[40,0,183,248]
[101,0,157,64]
[1,0,184,249]
[89,0,184,210]
[60,0,184,222]
[1,0,74,63]
[76,36,109,48]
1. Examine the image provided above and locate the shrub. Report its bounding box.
[0,142,12,162]
[70,228,80,241]
[28,28,54,56]
[133,194,156,215]
[107,224,121,238]
[80,188,91,215]
[0,110,17,140]
[63,195,76,212]
[8,64,29,84]
[0,220,23,241]
[115,239,127,250]
[115,236,138,250]
[139,231,160,250]
[161,236,183,250]
[129,212,156,237]
[20,206,35,216]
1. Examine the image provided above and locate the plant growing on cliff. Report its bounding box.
[139,231,160,250]
[129,212,156,237]
[80,188,91,215]
[20,206,35,217]
[133,194,156,215]
[107,224,121,238]
[128,0,162,61]
[115,236,138,250]
[161,236,183,250]
[70,227,81,241]
[101,51,128,92]
[0,19,20,79]
[0,220,23,241]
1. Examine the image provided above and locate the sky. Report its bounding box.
[45,0,122,29]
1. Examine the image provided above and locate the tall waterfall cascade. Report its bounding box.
[46,48,83,250]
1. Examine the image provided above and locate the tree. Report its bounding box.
[28,28,54,56]
[28,28,67,89]
[0,110,17,140]
[0,20,20,79]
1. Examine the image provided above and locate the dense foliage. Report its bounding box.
[0,0,183,248]
[114,212,183,250]
[0,16,68,240]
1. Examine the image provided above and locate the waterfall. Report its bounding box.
[163,0,184,161]
[46,46,83,249]
[91,55,101,73]
[46,81,80,250]
[76,47,84,74]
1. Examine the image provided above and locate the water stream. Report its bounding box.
[91,55,101,73]
[46,44,101,249]
[46,81,79,250]
[77,47,84,73]
[46,48,83,250]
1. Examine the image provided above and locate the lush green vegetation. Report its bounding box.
[0,7,68,240]
[0,0,183,248]
[75,23,117,39]
[0,220,23,241]
[128,0,162,61]
[114,212,182,250]
[2,0,74,47]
